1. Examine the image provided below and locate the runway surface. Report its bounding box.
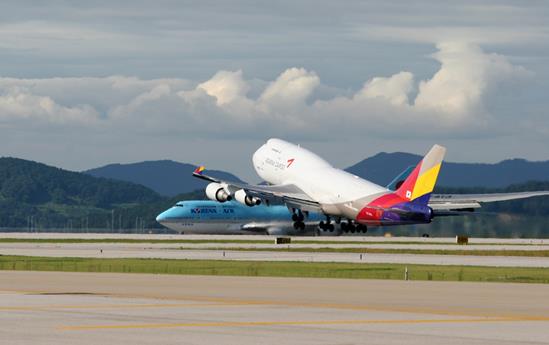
[2,242,549,267]
[2,232,549,244]
[1,271,549,345]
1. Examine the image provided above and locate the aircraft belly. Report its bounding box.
[164,220,247,235]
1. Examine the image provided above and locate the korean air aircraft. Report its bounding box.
[193,138,549,234]
[156,200,325,235]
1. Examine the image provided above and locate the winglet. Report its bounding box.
[193,165,206,175]
[192,165,219,183]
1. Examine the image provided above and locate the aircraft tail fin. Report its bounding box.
[394,144,446,205]
[386,165,415,191]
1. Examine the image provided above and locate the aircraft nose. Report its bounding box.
[156,211,167,223]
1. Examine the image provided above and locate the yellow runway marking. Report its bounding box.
[3,289,549,320]
[59,316,549,331]
[4,289,549,322]
[0,302,248,311]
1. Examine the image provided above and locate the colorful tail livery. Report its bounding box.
[193,165,206,175]
[395,144,446,205]
[356,144,446,225]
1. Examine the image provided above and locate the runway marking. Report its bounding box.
[59,316,549,331]
[4,290,548,320]
[0,302,247,311]
[124,295,549,320]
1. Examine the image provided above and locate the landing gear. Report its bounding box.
[340,221,367,234]
[356,224,368,233]
[292,209,305,230]
[319,217,335,232]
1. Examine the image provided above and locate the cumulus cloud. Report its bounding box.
[0,86,99,125]
[355,71,414,106]
[197,70,249,106]
[258,68,320,111]
[414,42,528,122]
[0,43,531,138]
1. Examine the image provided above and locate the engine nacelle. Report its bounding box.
[234,189,261,207]
[205,182,231,203]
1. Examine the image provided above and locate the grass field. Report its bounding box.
[1,255,548,284]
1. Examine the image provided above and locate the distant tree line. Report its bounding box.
[0,157,548,237]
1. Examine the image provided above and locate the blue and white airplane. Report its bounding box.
[156,200,329,235]
[155,167,437,236]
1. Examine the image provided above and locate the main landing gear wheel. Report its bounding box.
[319,218,334,232]
[292,209,305,230]
[356,224,368,233]
[342,221,367,234]
[293,221,305,230]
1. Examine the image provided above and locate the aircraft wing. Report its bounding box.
[193,166,321,211]
[429,191,549,211]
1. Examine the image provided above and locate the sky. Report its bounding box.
[0,1,548,181]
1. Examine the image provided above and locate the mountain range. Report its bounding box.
[0,156,548,236]
[85,160,244,197]
[347,152,549,188]
[85,153,549,196]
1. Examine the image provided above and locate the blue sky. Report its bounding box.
[1,1,548,181]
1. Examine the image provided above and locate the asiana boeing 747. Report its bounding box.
[192,138,549,233]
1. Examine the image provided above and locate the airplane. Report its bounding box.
[193,138,549,233]
[156,200,325,235]
[155,170,412,236]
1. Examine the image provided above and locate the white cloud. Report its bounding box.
[197,70,249,106]
[414,42,528,123]
[356,71,414,106]
[0,86,99,124]
[0,43,532,139]
[258,68,320,111]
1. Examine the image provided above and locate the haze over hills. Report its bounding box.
[347,152,549,188]
[85,160,245,197]
[84,154,549,195]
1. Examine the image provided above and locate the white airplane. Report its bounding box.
[193,138,549,233]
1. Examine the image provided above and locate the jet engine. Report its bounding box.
[205,182,231,203]
[234,189,261,207]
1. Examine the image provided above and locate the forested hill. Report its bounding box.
[85,160,245,196]
[0,157,164,228]
[0,157,161,207]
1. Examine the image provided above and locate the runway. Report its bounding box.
[2,232,549,244]
[2,241,549,267]
[1,271,549,345]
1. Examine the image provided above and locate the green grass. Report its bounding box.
[175,246,549,257]
[1,255,549,284]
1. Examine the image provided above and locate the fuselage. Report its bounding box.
[252,139,392,223]
[156,200,323,235]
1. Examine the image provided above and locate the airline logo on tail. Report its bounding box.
[194,166,206,175]
[395,144,446,204]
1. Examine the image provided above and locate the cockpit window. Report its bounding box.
[175,202,185,207]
